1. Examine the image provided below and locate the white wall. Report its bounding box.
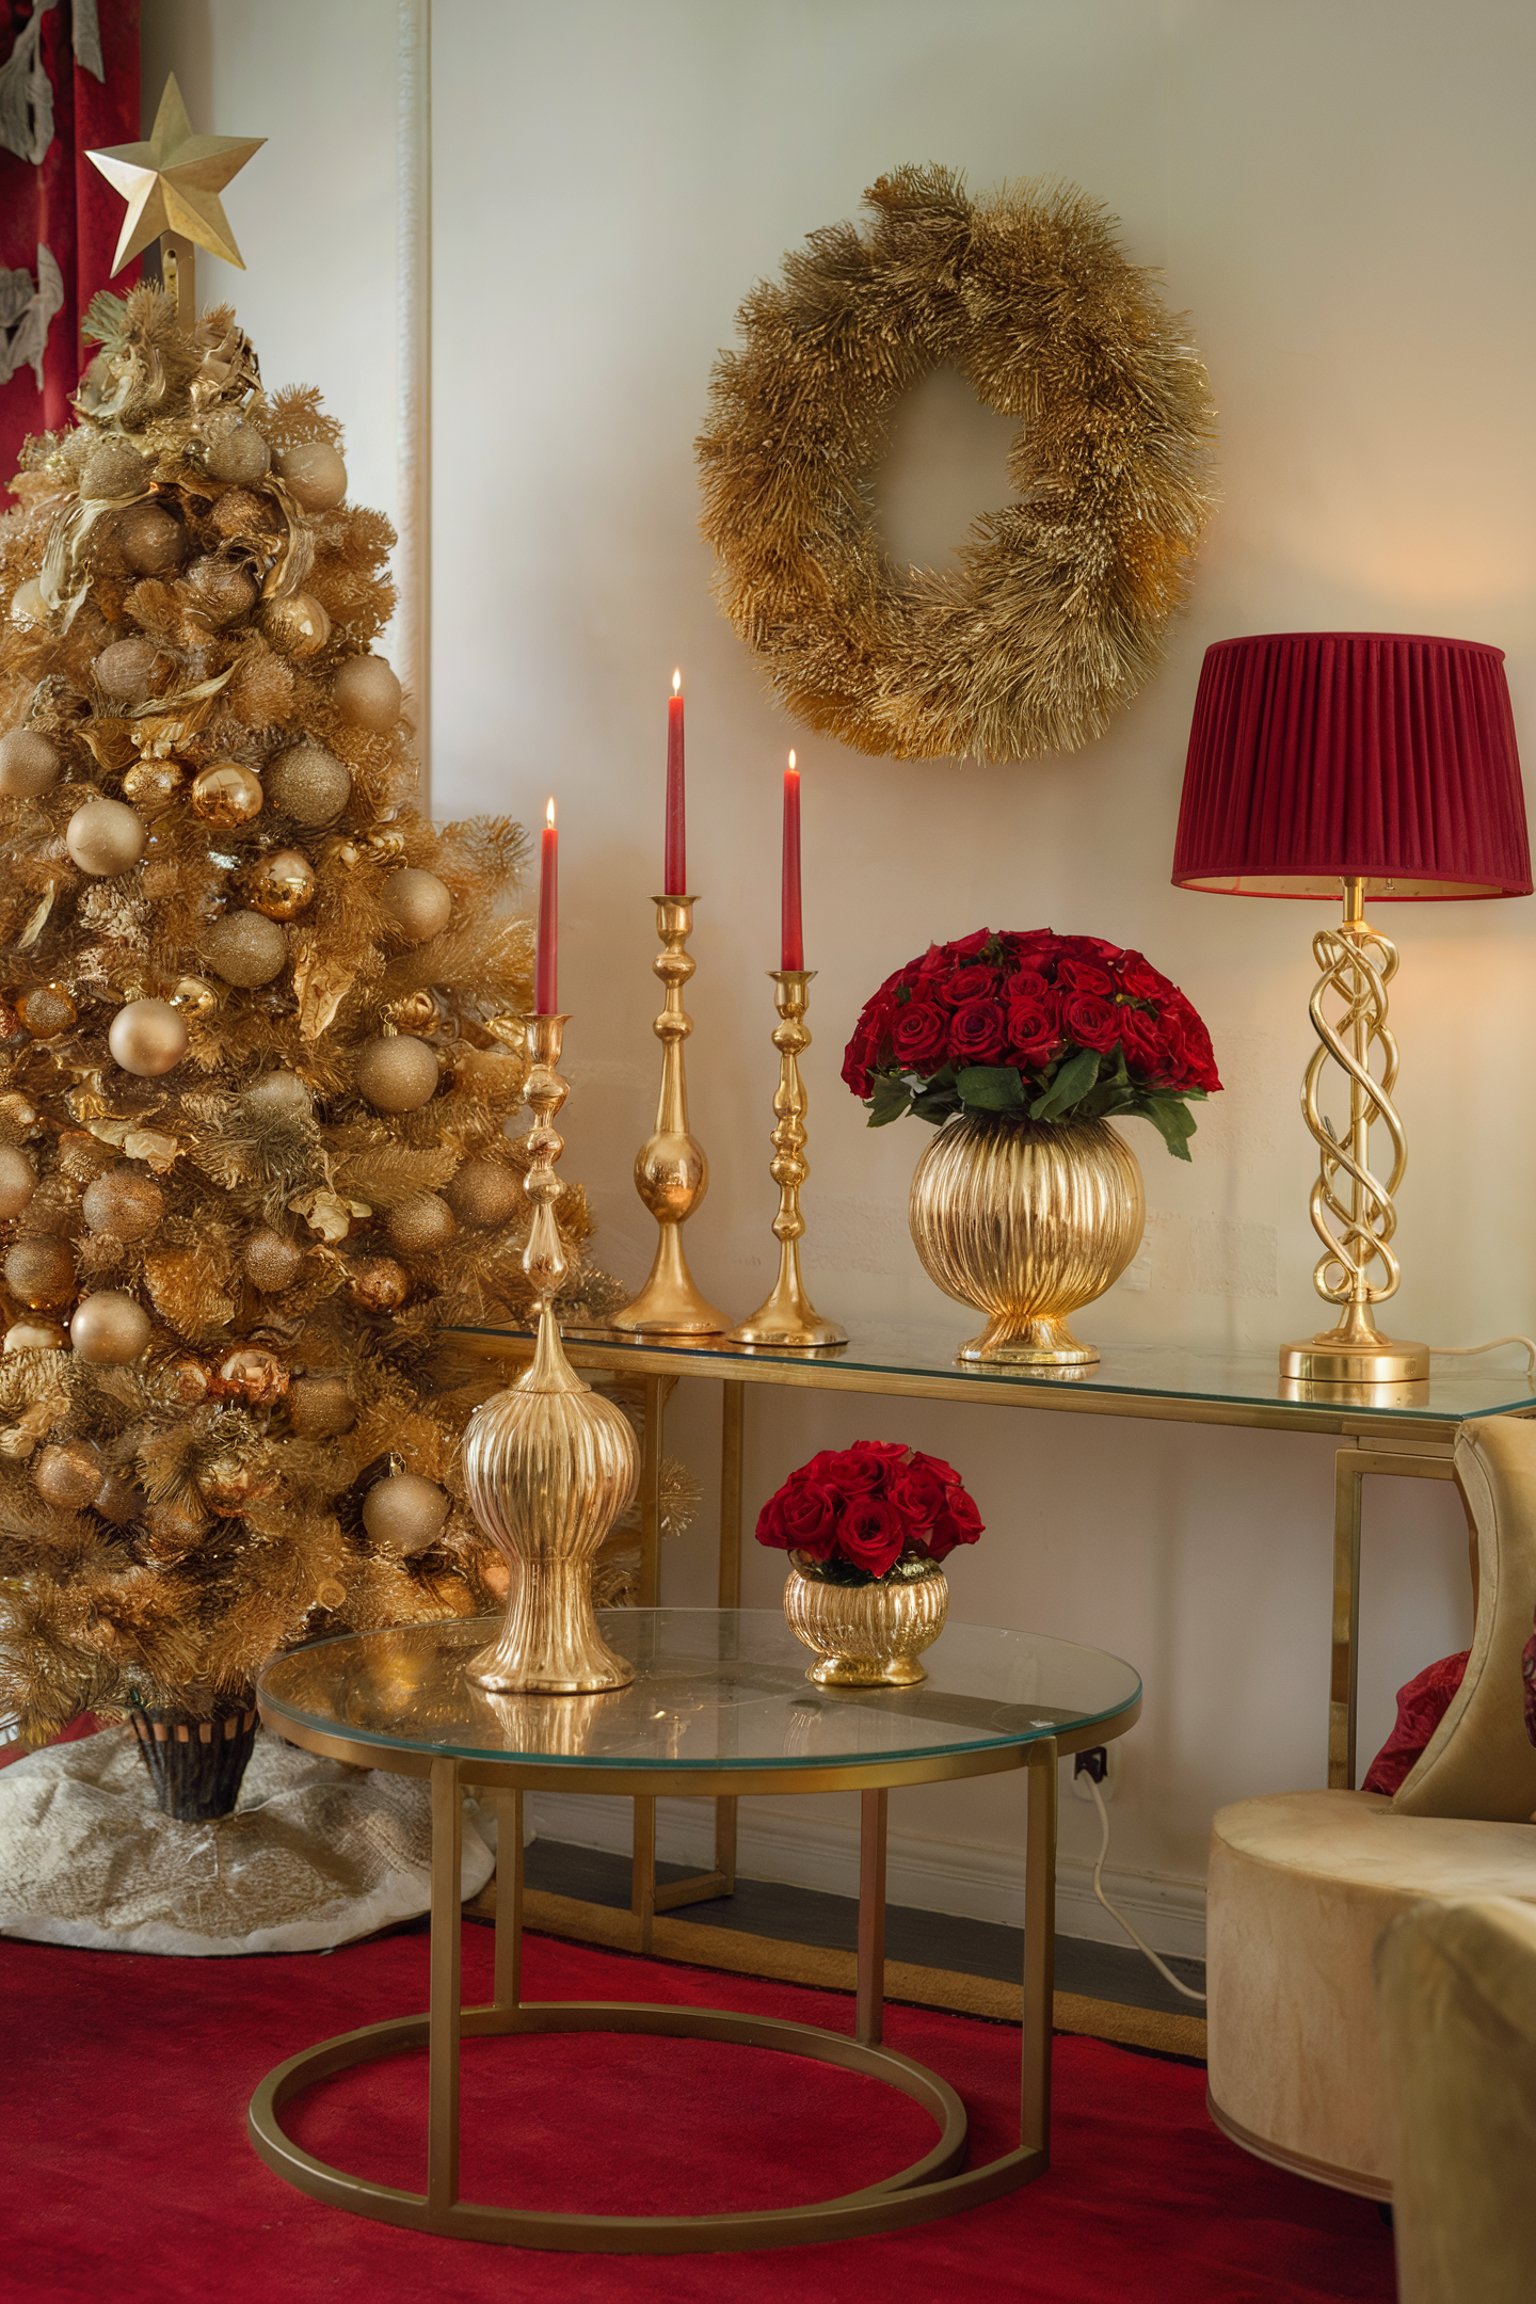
[141,0,1536,1948]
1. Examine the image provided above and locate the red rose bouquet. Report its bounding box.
[755,1440,984,1583]
[842,928,1221,1160]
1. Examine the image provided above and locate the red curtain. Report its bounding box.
[0,0,139,492]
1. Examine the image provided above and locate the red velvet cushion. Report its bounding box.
[1362,1652,1470,1796]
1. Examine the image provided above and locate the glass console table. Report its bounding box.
[252,1608,1142,2251]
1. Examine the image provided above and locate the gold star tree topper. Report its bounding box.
[88,74,263,277]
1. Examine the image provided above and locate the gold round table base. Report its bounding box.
[249,1997,1044,2252]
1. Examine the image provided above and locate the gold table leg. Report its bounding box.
[427,1757,462,2214]
[1021,1740,1058,2156]
[857,1788,888,2047]
[1329,1441,1458,1790]
[714,1379,746,1891]
[491,1789,523,2016]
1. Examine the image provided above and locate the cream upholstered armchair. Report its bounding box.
[1205,1414,1536,2197]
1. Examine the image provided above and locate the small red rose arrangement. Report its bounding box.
[755,1439,984,1583]
[842,928,1221,1159]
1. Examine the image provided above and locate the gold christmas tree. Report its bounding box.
[0,284,623,1759]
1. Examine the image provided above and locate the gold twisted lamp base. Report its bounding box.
[1280,879,1427,1390]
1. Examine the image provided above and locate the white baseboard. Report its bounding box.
[528,1791,1207,1965]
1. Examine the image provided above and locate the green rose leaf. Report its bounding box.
[954,1065,1029,1113]
[1138,1095,1199,1160]
[1029,1046,1101,1122]
[867,1072,913,1128]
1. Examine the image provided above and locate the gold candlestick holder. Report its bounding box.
[729,969,847,1350]
[610,894,726,1336]
[462,1013,639,1694]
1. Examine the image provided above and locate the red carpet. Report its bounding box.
[0,1926,1393,2304]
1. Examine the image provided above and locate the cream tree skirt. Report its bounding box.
[0,1729,496,1956]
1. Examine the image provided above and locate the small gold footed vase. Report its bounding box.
[462,1015,639,1695]
[784,1556,949,1687]
[909,1113,1144,1367]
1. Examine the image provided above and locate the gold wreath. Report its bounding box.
[697,168,1218,764]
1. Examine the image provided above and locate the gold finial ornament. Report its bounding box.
[610,895,726,1336]
[729,971,847,1350]
[87,74,264,312]
[462,1015,639,1694]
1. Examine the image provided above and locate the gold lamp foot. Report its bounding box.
[1280,1307,1429,1389]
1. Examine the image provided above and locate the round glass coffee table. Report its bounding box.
[251,1607,1140,2252]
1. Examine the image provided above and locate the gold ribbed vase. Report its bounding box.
[909,1114,1144,1367]
[783,1556,948,1687]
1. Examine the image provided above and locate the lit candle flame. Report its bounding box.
[672,668,682,695]
[787,749,797,772]
[545,796,556,828]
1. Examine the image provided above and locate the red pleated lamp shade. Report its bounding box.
[1171,632,1532,900]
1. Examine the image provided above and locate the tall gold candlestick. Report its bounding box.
[611,895,725,1336]
[729,970,847,1350]
[463,1013,638,1694]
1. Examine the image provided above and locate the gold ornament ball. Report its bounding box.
[286,1375,355,1437]
[93,1470,144,1526]
[277,440,347,510]
[122,756,185,813]
[243,847,316,921]
[185,555,258,627]
[346,1253,411,1311]
[205,910,289,989]
[66,796,146,877]
[384,1193,458,1254]
[245,1069,312,1121]
[94,636,164,704]
[362,1470,450,1558]
[381,867,452,945]
[217,1345,290,1406]
[205,424,270,484]
[33,1440,104,1511]
[82,1164,165,1240]
[355,1034,439,1114]
[0,728,61,797]
[71,1289,152,1363]
[198,1452,277,1518]
[4,1235,74,1306]
[108,997,188,1077]
[190,760,264,827]
[0,1144,37,1220]
[4,1315,66,1351]
[242,1227,304,1293]
[142,1500,209,1560]
[170,973,221,1020]
[164,1355,210,1405]
[117,501,186,575]
[79,438,147,500]
[10,576,49,627]
[266,742,351,826]
[446,1157,523,1229]
[332,654,401,732]
[17,983,77,1039]
[262,591,331,658]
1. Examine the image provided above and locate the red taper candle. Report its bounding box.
[535,795,558,1013]
[781,750,803,970]
[664,668,686,895]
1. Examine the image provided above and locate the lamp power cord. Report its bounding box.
[1083,1772,1206,2006]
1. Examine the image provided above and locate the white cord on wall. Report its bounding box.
[1085,1774,1206,2006]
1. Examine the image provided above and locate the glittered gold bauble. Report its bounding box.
[384,1193,457,1254]
[164,1354,211,1404]
[244,1069,311,1120]
[170,973,221,1019]
[261,591,331,658]
[346,1253,411,1311]
[386,989,438,1033]
[33,1440,104,1511]
[355,1034,438,1113]
[0,728,60,796]
[4,1315,66,1351]
[4,1235,74,1306]
[79,438,147,500]
[93,1469,144,1526]
[286,1375,355,1437]
[362,1470,450,1558]
[184,555,257,627]
[0,1145,37,1220]
[266,742,350,826]
[17,983,77,1039]
[332,654,401,732]
[205,423,270,484]
[8,577,47,627]
[122,756,185,812]
[117,500,186,575]
[142,1500,209,1560]
[242,847,315,921]
[108,997,188,1077]
[205,909,289,988]
[381,867,451,945]
[190,760,264,827]
[198,1452,277,1517]
[71,1289,152,1363]
[94,636,164,704]
[66,796,146,876]
[277,440,347,510]
[446,1157,523,1229]
[217,1345,289,1405]
[242,1227,304,1293]
[82,1164,165,1240]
